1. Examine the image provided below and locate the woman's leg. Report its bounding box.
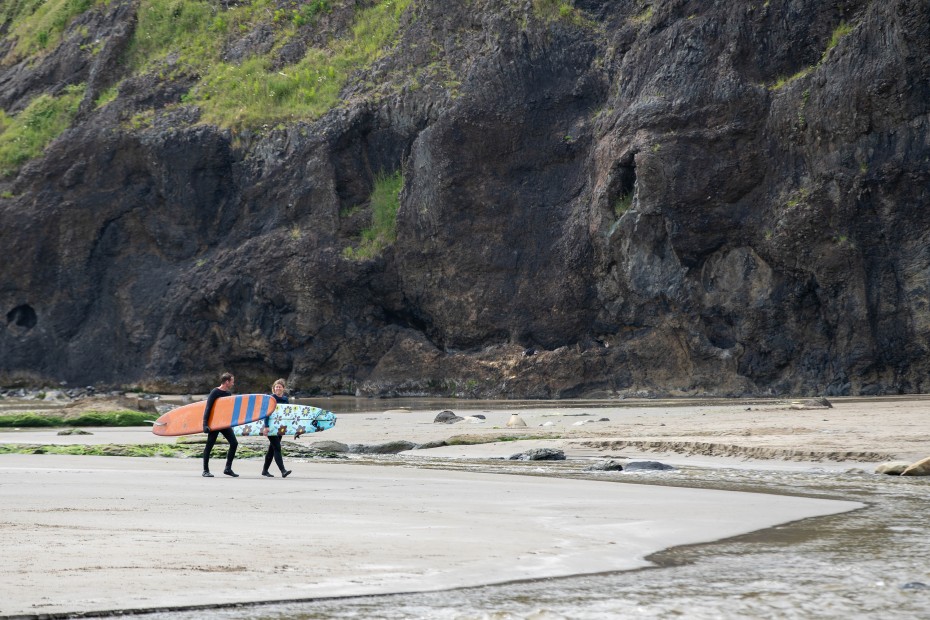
[269,435,286,472]
[263,439,275,474]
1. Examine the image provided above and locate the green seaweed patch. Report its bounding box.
[0,410,153,427]
[0,443,185,457]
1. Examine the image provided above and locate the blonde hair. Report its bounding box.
[272,378,287,390]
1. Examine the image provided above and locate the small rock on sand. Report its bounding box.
[901,455,930,476]
[790,397,833,410]
[875,461,912,475]
[508,448,565,461]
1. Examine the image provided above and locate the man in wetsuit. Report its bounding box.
[202,372,239,478]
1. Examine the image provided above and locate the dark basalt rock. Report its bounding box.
[623,461,675,472]
[585,459,624,471]
[349,441,417,454]
[434,410,463,424]
[508,448,566,461]
[1,1,929,398]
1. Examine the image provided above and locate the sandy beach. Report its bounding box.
[0,396,926,618]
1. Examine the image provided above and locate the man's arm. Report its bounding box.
[202,389,220,433]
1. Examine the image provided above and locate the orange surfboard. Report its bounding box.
[151,394,276,436]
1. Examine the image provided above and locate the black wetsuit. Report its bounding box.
[263,394,287,474]
[202,387,238,473]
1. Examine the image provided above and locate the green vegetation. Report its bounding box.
[770,20,855,90]
[123,0,412,128]
[769,66,813,91]
[0,84,84,178]
[797,88,810,126]
[200,0,410,126]
[3,0,105,60]
[823,21,853,61]
[0,410,152,428]
[343,169,404,260]
[94,85,118,109]
[127,0,231,71]
[0,442,266,458]
[614,192,633,216]
[277,0,331,27]
[0,0,414,172]
[532,0,575,22]
[783,187,809,209]
[630,6,654,24]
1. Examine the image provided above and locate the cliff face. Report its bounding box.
[1,0,928,397]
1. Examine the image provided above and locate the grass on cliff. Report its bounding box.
[769,20,856,91]
[343,170,404,260]
[1,0,106,61]
[129,0,411,128]
[0,84,84,178]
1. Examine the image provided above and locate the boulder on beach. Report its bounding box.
[508,448,566,461]
[349,440,417,454]
[901,456,930,476]
[434,410,463,424]
[623,461,675,472]
[307,440,349,453]
[506,414,527,428]
[414,440,448,450]
[585,459,624,471]
[875,461,912,475]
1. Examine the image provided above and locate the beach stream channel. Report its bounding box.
[133,398,930,620]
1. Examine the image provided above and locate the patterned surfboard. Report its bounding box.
[233,404,337,438]
[152,394,276,436]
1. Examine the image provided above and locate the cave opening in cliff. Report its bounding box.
[609,158,637,216]
[6,304,37,330]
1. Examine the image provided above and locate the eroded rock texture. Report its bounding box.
[1,0,928,397]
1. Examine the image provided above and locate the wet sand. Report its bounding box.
[0,454,859,618]
[0,396,924,617]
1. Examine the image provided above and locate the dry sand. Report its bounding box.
[1,395,926,617]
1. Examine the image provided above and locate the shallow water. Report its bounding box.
[141,456,930,620]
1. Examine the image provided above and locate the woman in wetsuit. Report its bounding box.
[262,378,292,478]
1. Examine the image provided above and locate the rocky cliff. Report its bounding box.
[1,0,928,397]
